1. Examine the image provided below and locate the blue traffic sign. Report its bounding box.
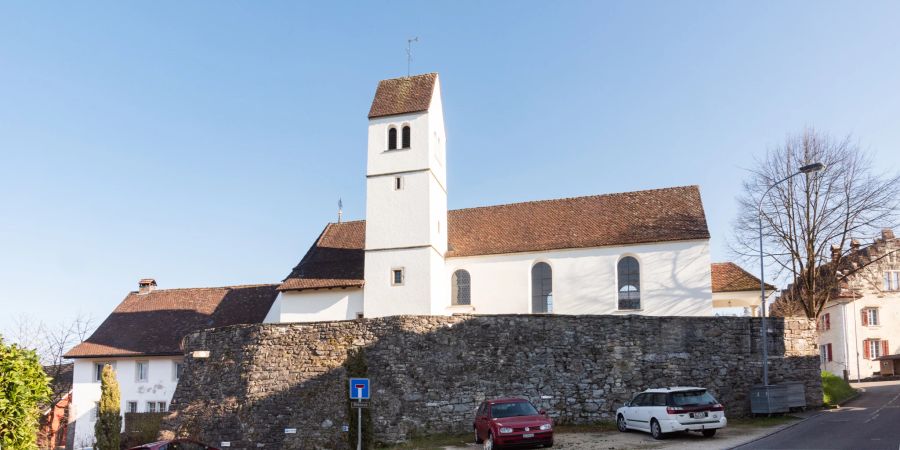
[349,378,370,400]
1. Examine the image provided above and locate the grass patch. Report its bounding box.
[377,432,471,449]
[822,370,857,406]
[728,415,800,428]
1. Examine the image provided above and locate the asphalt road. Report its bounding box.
[735,380,900,450]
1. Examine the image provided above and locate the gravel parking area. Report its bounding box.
[439,423,795,450]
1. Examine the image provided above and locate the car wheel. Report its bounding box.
[475,428,483,444]
[484,432,497,450]
[702,429,717,438]
[650,419,665,440]
[617,414,628,432]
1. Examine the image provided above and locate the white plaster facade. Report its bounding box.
[264,290,364,323]
[70,357,182,448]
[817,233,900,380]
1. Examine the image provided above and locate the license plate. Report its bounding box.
[523,433,534,438]
[691,411,708,419]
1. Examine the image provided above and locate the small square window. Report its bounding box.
[356,312,364,319]
[93,402,100,420]
[158,401,167,412]
[146,401,157,413]
[127,401,138,413]
[391,268,405,286]
[394,176,403,190]
[95,362,115,382]
[174,361,184,381]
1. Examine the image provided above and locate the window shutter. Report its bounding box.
[827,343,833,362]
[864,340,871,359]
[883,340,890,357]
[861,310,868,326]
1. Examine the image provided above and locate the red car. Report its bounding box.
[473,398,553,449]
[129,439,219,450]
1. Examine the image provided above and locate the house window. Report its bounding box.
[862,308,879,326]
[820,343,833,365]
[94,362,114,382]
[146,401,157,413]
[820,313,831,331]
[388,127,398,150]
[93,402,100,420]
[127,401,138,413]
[401,125,411,148]
[136,361,149,382]
[394,176,403,190]
[617,256,641,310]
[531,262,552,313]
[391,268,405,286]
[452,270,471,306]
[158,401,167,412]
[864,339,889,360]
[356,312,364,319]
[174,362,184,381]
[884,271,900,291]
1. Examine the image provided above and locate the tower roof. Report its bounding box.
[368,73,438,118]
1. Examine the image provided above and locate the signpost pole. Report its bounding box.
[357,387,363,450]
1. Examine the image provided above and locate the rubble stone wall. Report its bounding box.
[160,314,821,449]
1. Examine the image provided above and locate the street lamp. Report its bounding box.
[758,162,825,385]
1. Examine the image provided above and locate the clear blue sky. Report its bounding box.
[2,1,899,331]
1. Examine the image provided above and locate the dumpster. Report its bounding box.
[782,381,807,411]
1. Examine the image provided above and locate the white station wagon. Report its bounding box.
[616,387,727,439]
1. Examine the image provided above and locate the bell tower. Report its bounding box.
[363,73,448,317]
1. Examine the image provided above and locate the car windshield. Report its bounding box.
[671,390,718,406]
[491,401,539,418]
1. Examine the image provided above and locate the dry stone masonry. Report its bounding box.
[160,314,821,449]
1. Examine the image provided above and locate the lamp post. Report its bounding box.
[757,162,825,386]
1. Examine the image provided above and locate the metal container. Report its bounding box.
[750,384,790,415]
[782,381,807,410]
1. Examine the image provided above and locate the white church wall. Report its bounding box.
[71,356,181,447]
[444,239,713,316]
[267,289,364,323]
[365,247,439,318]
[365,170,435,251]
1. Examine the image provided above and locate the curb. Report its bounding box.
[828,389,862,409]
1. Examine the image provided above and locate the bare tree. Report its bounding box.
[732,128,900,318]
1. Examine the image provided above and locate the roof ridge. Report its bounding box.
[449,185,700,214]
[127,283,279,294]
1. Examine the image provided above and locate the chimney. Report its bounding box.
[882,228,895,241]
[138,278,157,295]
[850,238,861,253]
[831,244,841,264]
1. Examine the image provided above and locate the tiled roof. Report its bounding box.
[711,262,774,293]
[279,186,710,291]
[279,221,366,291]
[64,284,279,358]
[368,73,437,118]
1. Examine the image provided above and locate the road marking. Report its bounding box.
[865,390,900,424]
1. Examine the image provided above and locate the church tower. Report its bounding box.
[364,73,448,317]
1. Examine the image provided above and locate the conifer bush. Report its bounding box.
[94,364,122,450]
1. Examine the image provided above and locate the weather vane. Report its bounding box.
[406,37,418,77]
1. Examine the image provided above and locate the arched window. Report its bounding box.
[452,270,471,305]
[387,127,398,150]
[531,262,552,313]
[618,256,640,310]
[401,125,411,148]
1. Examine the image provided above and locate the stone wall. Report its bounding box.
[160,314,821,449]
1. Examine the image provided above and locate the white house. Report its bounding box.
[817,229,900,380]
[264,73,719,323]
[64,281,278,447]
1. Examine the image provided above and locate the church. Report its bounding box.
[263,72,716,323]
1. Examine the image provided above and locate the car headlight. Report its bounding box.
[499,427,513,434]
[539,423,552,431]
